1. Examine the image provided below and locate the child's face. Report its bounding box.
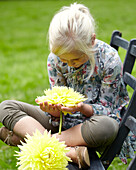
[59,51,89,68]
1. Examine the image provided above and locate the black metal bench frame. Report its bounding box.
[68,30,136,170]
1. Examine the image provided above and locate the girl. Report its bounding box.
[0,3,132,168]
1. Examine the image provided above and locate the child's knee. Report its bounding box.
[81,115,119,149]
[0,100,27,130]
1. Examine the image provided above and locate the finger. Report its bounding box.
[56,104,62,110]
[35,99,38,103]
[44,101,48,107]
[61,106,75,112]
[49,103,55,111]
[39,102,44,107]
[78,102,83,106]
[39,103,45,111]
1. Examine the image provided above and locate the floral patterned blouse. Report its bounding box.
[47,39,135,164]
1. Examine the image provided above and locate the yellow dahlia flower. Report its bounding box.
[15,130,71,170]
[35,86,87,134]
[36,86,87,114]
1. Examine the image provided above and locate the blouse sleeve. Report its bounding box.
[47,52,67,87]
[91,51,128,116]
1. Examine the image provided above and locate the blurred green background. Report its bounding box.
[0,0,136,169]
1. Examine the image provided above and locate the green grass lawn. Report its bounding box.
[0,0,136,169]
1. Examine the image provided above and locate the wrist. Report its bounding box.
[49,111,60,117]
[80,103,94,117]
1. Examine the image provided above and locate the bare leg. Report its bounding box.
[14,116,86,146]
[55,123,87,146]
[13,116,46,138]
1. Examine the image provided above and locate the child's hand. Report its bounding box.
[58,102,84,113]
[59,102,94,117]
[36,100,61,117]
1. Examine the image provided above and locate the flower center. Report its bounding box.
[40,147,55,162]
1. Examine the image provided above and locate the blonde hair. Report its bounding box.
[49,3,96,75]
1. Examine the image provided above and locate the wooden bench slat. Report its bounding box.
[125,116,136,136]
[88,149,105,170]
[127,154,136,170]
[113,35,129,50]
[130,44,136,57]
[124,72,136,90]
[123,39,136,75]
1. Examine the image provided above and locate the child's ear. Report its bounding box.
[91,33,96,46]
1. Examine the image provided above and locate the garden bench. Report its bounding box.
[68,30,136,170]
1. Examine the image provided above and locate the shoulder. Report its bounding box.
[47,53,68,73]
[48,52,59,62]
[95,39,118,55]
[95,39,122,66]
[47,52,62,67]
[94,40,122,80]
